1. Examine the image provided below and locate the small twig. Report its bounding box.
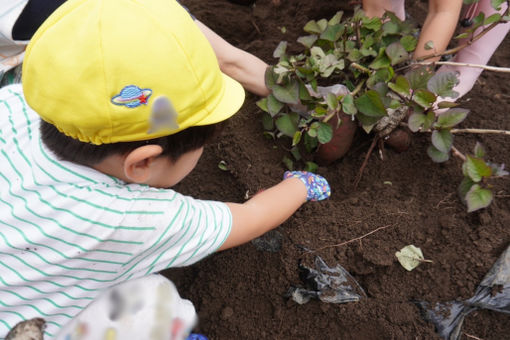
[414,61,510,73]
[464,333,484,340]
[354,136,379,189]
[313,224,394,251]
[250,19,261,35]
[451,145,467,162]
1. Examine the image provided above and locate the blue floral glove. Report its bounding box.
[283,171,331,201]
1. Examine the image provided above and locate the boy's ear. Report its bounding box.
[123,145,164,183]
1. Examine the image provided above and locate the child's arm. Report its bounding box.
[219,172,330,250]
[413,0,463,61]
[195,20,271,97]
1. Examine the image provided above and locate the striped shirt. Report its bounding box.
[0,84,232,338]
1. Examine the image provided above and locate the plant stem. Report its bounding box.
[351,79,366,96]
[451,145,467,162]
[414,61,510,73]
[350,62,371,74]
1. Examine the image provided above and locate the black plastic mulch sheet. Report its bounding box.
[287,256,367,304]
[417,245,510,340]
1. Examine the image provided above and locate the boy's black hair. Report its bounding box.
[40,119,225,166]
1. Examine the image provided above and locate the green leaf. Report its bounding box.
[282,156,294,170]
[423,111,435,130]
[304,132,318,153]
[303,20,323,34]
[263,131,275,140]
[388,75,410,97]
[484,13,502,25]
[408,113,426,132]
[256,97,268,113]
[455,32,470,39]
[385,42,409,65]
[304,161,319,173]
[355,90,387,117]
[427,71,460,98]
[342,94,357,115]
[367,68,394,87]
[424,40,434,50]
[292,130,302,146]
[320,24,343,42]
[491,0,505,10]
[437,101,459,109]
[264,67,278,90]
[427,145,450,163]
[382,21,399,35]
[466,184,493,212]
[356,113,380,128]
[431,129,453,153]
[267,94,284,117]
[405,66,434,90]
[317,19,328,32]
[395,245,427,271]
[275,112,299,137]
[465,155,493,182]
[298,81,312,101]
[362,17,382,31]
[473,142,485,158]
[400,35,417,52]
[218,160,228,171]
[297,35,318,49]
[307,123,318,138]
[329,11,343,25]
[317,122,333,144]
[459,177,475,202]
[369,48,391,69]
[435,108,469,128]
[326,92,338,110]
[272,80,300,105]
[261,112,274,130]
[273,41,288,58]
[413,89,436,108]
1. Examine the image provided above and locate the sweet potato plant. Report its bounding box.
[256,3,509,212]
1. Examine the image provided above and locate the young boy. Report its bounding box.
[0,0,330,338]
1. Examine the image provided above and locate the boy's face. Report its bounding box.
[147,147,204,188]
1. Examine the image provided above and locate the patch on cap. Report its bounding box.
[147,96,179,134]
[111,85,152,108]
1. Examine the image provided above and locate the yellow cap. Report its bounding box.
[22,0,245,144]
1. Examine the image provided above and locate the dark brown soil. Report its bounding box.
[166,1,510,339]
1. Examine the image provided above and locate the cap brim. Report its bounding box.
[196,72,246,126]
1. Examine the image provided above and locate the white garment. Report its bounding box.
[54,275,197,340]
[0,1,29,74]
[0,84,232,339]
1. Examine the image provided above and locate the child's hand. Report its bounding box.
[283,171,331,201]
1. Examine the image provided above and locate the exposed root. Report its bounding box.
[354,136,379,189]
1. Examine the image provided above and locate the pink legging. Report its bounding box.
[388,0,509,100]
[438,0,510,99]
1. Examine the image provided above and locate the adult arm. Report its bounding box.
[413,0,463,60]
[195,20,271,97]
